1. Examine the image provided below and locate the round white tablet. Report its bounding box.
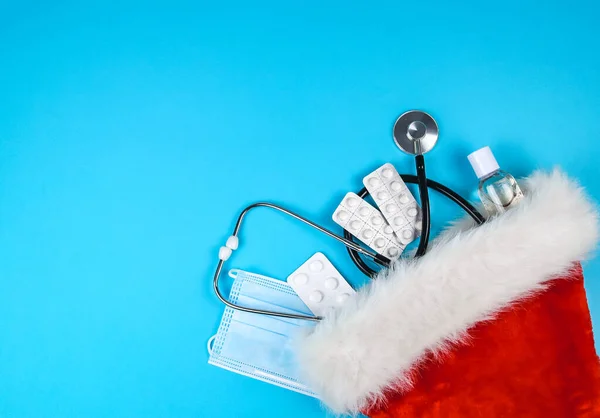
[336,293,350,304]
[293,274,308,285]
[394,216,407,226]
[346,197,359,207]
[359,207,370,217]
[309,291,324,303]
[386,203,398,213]
[337,210,350,221]
[324,277,339,290]
[377,191,390,200]
[368,177,382,187]
[309,261,324,272]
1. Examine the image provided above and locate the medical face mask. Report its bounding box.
[207,269,317,397]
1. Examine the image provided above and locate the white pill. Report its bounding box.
[386,204,398,213]
[346,197,359,208]
[390,181,402,192]
[415,222,422,231]
[394,216,407,226]
[407,207,418,217]
[362,228,374,239]
[381,168,393,179]
[309,290,324,303]
[350,220,362,230]
[399,194,410,204]
[371,216,383,226]
[368,177,382,187]
[359,206,370,217]
[336,293,350,304]
[293,273,309,285]
[374,238,385,248]
[383,225,394,234]
[324,277,339,290]
[402,229,413,239]
[310,261,324,272]
[377,191,390,200]
[387,247,399,258]
[337,210,350,221]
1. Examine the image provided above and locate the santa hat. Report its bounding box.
[297,170,600,417]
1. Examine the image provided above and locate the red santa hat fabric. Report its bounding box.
[297,170,600,417]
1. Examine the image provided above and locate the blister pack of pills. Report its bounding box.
[286,252,355,317]
[363,163,422,246]
[332,192,403,260]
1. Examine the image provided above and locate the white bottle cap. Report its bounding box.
[468,146,500,179]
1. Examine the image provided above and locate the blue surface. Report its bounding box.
[1,1,599,417]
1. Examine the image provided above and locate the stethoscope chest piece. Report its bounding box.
[393,110,439,155]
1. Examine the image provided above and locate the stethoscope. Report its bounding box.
[213,110,486,321]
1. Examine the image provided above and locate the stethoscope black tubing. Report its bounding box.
[414,155,430,257]
[345,156,486,277]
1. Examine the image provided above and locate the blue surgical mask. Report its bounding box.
[207,269,317,397]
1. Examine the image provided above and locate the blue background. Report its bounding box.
[1,1,599,417]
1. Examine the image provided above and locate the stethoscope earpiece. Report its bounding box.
[393,110,439,156]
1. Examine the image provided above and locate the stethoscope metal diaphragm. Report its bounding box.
[393,110,439,155]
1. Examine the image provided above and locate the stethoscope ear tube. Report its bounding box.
[213,174,485,318]
[213,202,391,322]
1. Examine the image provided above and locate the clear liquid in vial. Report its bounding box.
[478,170,524,214]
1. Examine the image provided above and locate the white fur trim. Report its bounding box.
[297,170,599,414]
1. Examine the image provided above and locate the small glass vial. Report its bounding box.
[468,146,524,215]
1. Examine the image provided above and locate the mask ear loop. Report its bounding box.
[207,335,216,356]
[213,202,391,321]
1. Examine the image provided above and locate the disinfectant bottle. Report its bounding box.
[468,146,524,215]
